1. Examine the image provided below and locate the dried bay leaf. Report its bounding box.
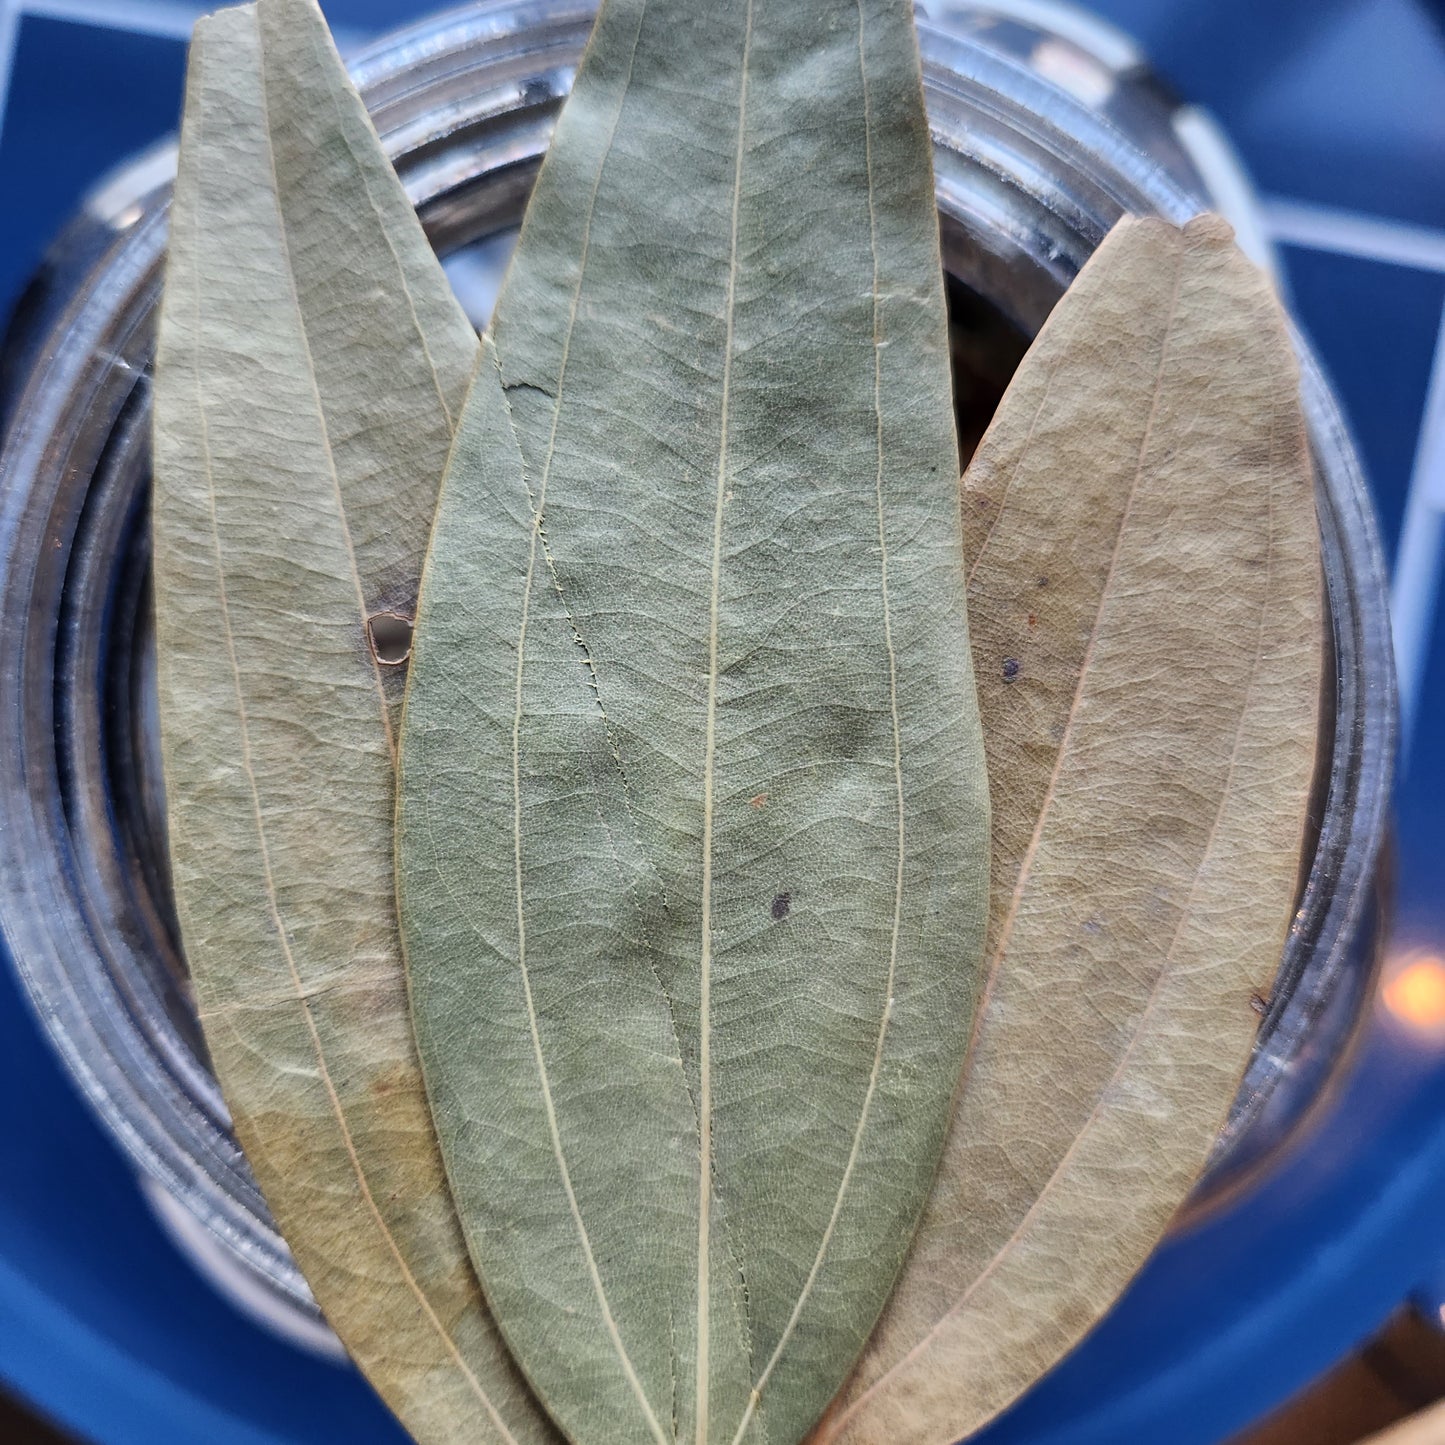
[396,1,991,1442]
[152,3,556,1440]
[811,214,1323,1445]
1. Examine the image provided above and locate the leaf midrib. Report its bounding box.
[694,0,756,1433]
[728,6,910,1437]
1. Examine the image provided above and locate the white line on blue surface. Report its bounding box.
[0,0,372,151]
[1391,301,1445,765]
[0,0,199,203]
[1259,195,1445,764]
[19,0,201,39]
[1265,196,1445,275]
[0,0,21,156]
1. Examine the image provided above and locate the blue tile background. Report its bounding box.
[0,16,185,315]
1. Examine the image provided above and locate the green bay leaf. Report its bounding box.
[152,3,556,1440]
[397,0,991,1442]
[811,214,1324,1445]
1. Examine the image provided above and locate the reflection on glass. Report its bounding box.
[1381,950,1445,1041]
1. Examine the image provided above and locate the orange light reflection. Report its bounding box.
[1382,953,1445,1040]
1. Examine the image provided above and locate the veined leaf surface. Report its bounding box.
[397,0,991,1441]
[811,215,1323,1445]
[152,4,556,1440]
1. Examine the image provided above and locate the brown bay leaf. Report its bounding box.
[811,213,1323,1445]
[152,2,555,1440]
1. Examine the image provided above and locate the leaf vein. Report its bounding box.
[729,8,907,1435]
[495,5,668,1435]
[697,3,757,1437]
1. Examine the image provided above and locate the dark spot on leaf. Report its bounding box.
[1028,613,1038,627]
[1036,575,1049,588]
[771,892,791,921]
[1250,989,1271,1016]
[368,611,414,666]
[1002,657,1020,683]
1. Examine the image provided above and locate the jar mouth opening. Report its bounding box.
[0,0,1395,1320]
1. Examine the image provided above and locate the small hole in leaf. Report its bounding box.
[368,612,414,666]
[1002,657,1020,683]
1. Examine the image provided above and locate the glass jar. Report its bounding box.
[0,0,1394,1344]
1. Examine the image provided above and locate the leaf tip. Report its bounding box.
[190,2,256,50]
[1182,210,1238,250]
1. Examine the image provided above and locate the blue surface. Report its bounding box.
[0,16,186,318]
[1104,0,1445,230]
[1,2,1444,1443]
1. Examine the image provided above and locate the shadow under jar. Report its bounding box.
[0,0,1395,1341]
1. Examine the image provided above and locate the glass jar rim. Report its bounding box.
[0,0,1395,1322]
